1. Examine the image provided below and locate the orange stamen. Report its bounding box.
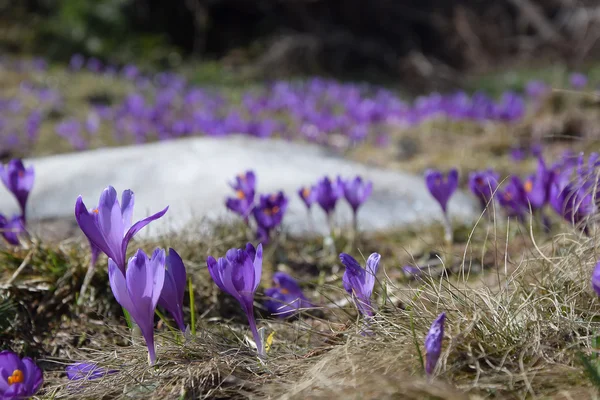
[236,190,245,199]
[92,208,99,214]
[524,180,533,193]
[280,288,290,295]
[18,171,24,178]
[504,192,512,201]
[302,188,310,198]
[8,369,24,385]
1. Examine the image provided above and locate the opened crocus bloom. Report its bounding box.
[108,248,165,365]
[498,176,529,220]
[253,192,288,242]
[66,362,115,381]
[468,170,499,210]
[425,312,446,376]
[339,252,381,317]
[226,170,256,222]
[298,186,316,210]
[75,186,168,272]
[0,159,34,221]
[264,272,312,318]
[0,350,43,399]
[207,243,264,356]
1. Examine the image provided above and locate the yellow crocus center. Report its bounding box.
[524,180,533,193]
[92,208,99,214]
[236,190,245,199]
[8,369,24,385]
[302,188,310,198]
[280,288,290,294]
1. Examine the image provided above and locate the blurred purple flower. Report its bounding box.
[226,171,256,223]
[424,312,445,376]
[207,243,264,356]
[570,73,588,89]
[498,176,529,219]
[425,169,458,214]
[75,186,169,272]
[525,80,549,98]
[253,192,288,242]
[341,176,373,215]
[109,248,165,365]
[298,186,316,210]
[314,176,344,216]
[340,252,381,317]
[69,54,85,70]
[468,170,500,210]
[523,156,553,210]
[0,214,26,245]
[66,362,115,381]
[158,248,187,332]
[86,57,103,73]
[0,159,35,220]
[264,272,312,318]
[592,260,600,297]
[0,350,43,399]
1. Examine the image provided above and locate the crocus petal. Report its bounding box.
[339,253,364,294]
[364,253,381,297]
[207,256,226,292]
[252,243,263,292]
[592,261,600,297]
[120,190,135,232]
[122,206,169,259]
[21,357,43,393]
[108,259,136,315]
[425,312,446,375]
[97,186,125,265]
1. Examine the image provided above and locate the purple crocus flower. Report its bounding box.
[525,80,549,98]
[157,248,187,332]
[206,243,264,356]
[0,350,43,399]
[66,362,115,380]
[468,170,500,210]
[341,176,373,214]
[314,176,344,216]
[570,72,588,89]
[108,248,165,365]
[592,260,600,297]
[340,252,381,317]
[424,312,446,376]
[498,176,529,219]
[253,192,288,242]
[225,171,256,222]
[424,169,458,213]
[75,186,169,272]
[0,159,34,220]
[298,186,316,210]
[0,214,26,245]
[69,54,85,70]
[550,180,595,233]
[264,272,312,318]
[523,156,553,210]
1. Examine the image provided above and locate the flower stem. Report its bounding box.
[188,277,196,336]
[442,212,453,246]
[246,310,264,358]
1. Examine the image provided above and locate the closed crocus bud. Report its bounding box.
[425,312,446,376]
[0,159,34,221]
[207,243,264,357]
[298,186,316,210]
[108,248,166,365]
[425,169,458,214]
[341,176,373,214]
[340,252,381,317]
[158,249,187,332]
[314,176,344,216]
